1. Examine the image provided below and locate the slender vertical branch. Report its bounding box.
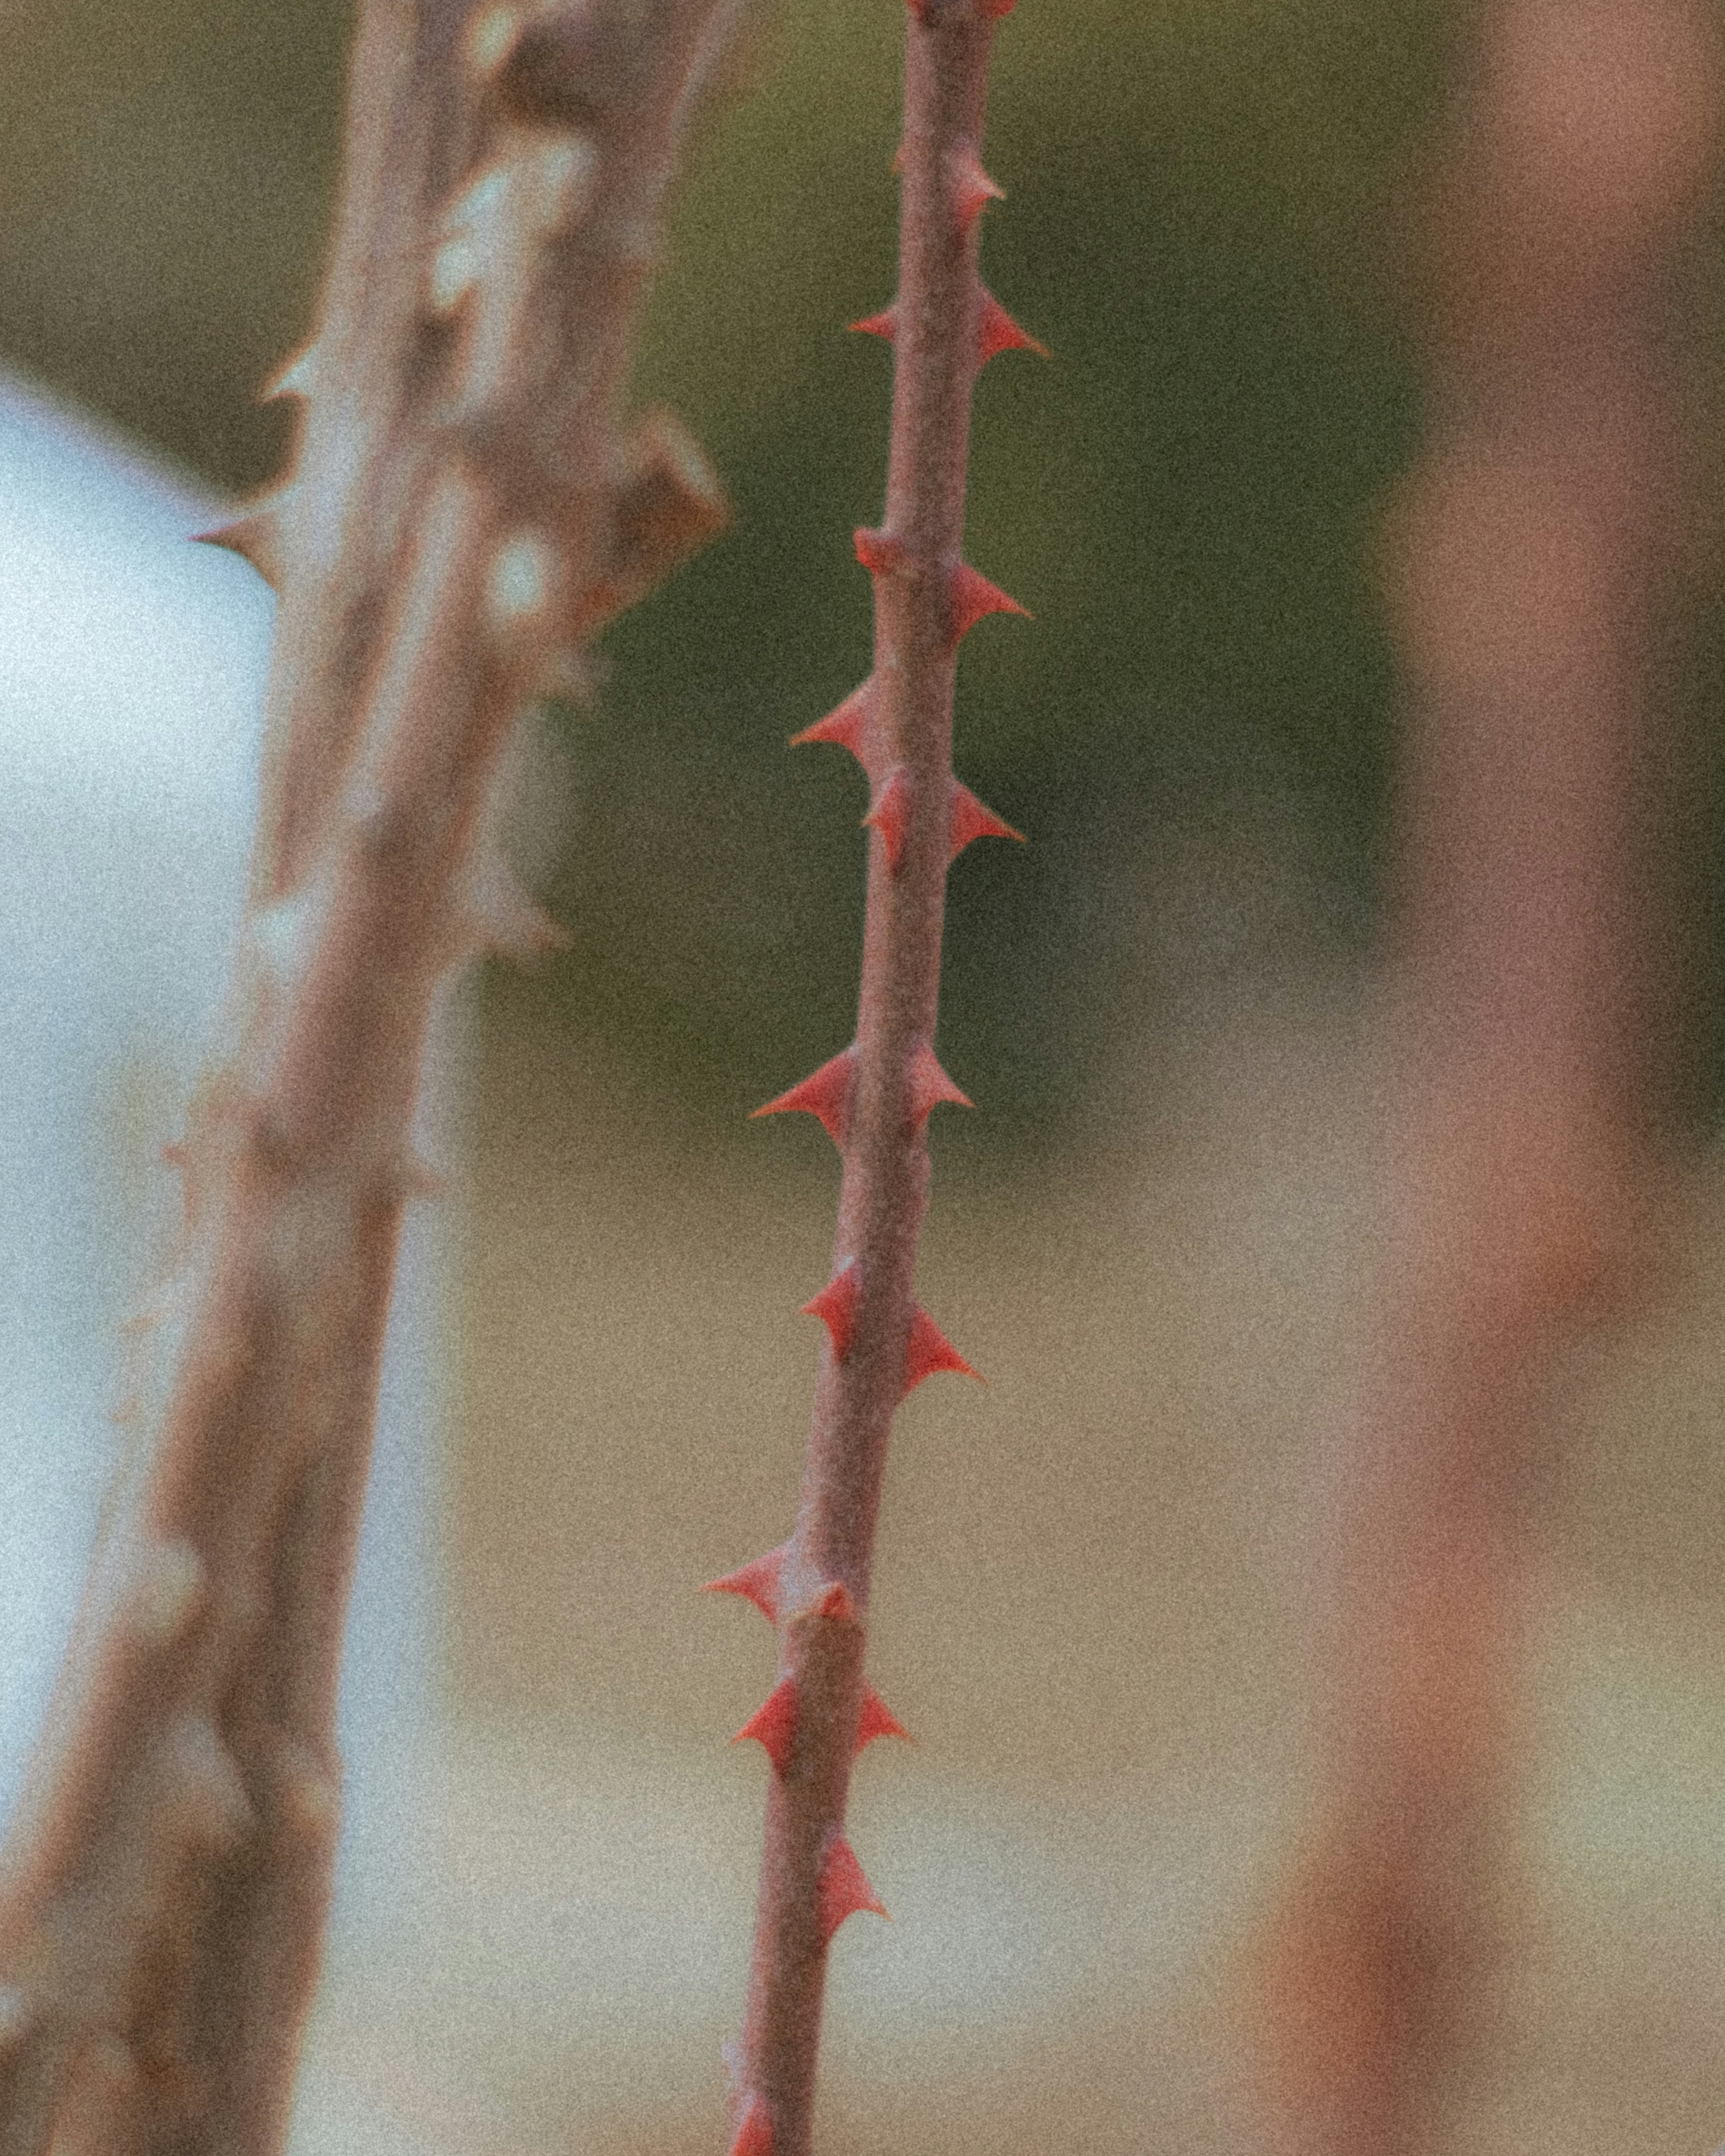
[1251,3,1721,2149]
[0,4,735,2149]
[714,3,1032,2152]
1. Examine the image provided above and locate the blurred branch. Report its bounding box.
[0,3,734,2148]
[1250,3,1723,2149]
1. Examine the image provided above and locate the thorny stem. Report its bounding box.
[0,3,734,2149]
[1252,3,1721,2149]
[722,2,1026,2151]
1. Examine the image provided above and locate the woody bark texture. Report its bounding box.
[0,2,734,2149]
[1252,3,1721,2150]
[714,3,1030,2152]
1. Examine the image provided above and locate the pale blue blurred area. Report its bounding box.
[0,368,447,1912]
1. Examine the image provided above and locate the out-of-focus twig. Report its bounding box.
[0,4,734,2149]
[1251,3,1722,2149]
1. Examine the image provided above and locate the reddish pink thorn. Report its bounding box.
[790,681,875,769]
[857,1683,912,1752]
[819,1836,888,1944]
[952,150,1004,233]
[802,1260,863,1362]
[949,562,1030,644]
[730,2095,775,2156]
[904,1305,982,1395]
[949,781,1025,861]
[734,1676,800,1777]
[976,288,1047,369]
[854,526,908,577]
[863,766,914,873]
[816,1581,859,1624]
[752,1046,857,1148]
[907,1043,972,1128]
[703,1545,787,1624]
[849,306,898,342]
[977,0,1016,18]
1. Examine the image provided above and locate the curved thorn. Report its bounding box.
[818,1835,888,1943]
[752,1046,857,1148]
[469,857,569,963]
[734,1677,799,1777]
[863,766,914,873]
[976,288,1047,369]
[790,680,875,769]
[952,149,1004,233]
[802,1260,863,1362]
[849,306,898,342]
[857,1683,912,1752]
[192,492,291,591]
[907,1043,972,1128]
[262,344,318,403]
[949,562,1030,644]
[904,1304,982,1395]
[950,780,1025,861]
[703,1545,787,1624]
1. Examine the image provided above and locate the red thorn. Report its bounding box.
[849,306,898,342]
[976,288,1047,369]
[802,1260,863,1362]
[819,1836,888,1944]
[790,680,875,769]
[730,2095,775,2156]
[863,766,914,873]
[949,780,1025,861]
[904,1305,982,1395]
[857,1683,912,1752]
[816,1581,859,1624]
[952,150,1004,233]
[949,562,1029,644]
[703,1545,786,1624]
[854,526,908,578]
[978,0,1016,16]
[752,1046,857,1148]
[734,1677,800,1777]
[907,1043,972,1128]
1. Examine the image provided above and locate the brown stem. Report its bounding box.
[1251,3,1721,2149]
[725,3,1026,2152]
[0,3,734,2149]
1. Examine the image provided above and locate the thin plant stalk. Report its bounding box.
[0,3,734,2148]
[712,2,1033,2151]
[1252,2,1722,2148]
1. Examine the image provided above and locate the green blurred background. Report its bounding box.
[3,0,1722,1146]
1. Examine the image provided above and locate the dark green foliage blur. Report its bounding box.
[4,0,1722,1148]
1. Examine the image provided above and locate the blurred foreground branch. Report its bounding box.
[0,3,733,2147]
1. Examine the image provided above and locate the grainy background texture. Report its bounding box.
[7,0,1725,2149]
